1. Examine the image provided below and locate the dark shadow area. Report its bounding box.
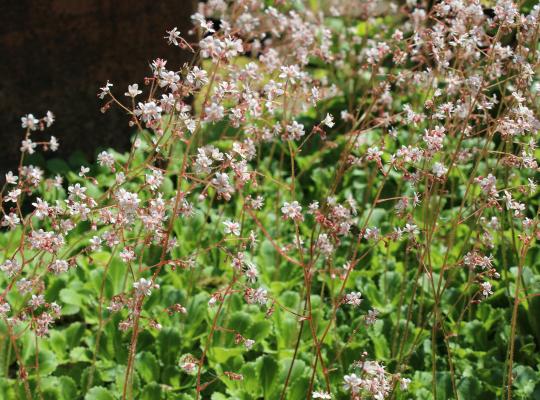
[0,0,196,175]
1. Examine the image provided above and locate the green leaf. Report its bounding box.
[26,349,58,376]
[457,376,481,398]
[136,351,160,383]
[247,320,272,342]
[279,359,306,385]
[288,376,310,400]
[258,356,279,398]
[58,376,78,400]
[240,362,261,397]
[46,158,70,175]
[65,322,86,348]
[85,386,115,400]
[141,382,162,400]
[157,328,181,366]
[59,288,84,315]
[207,347,244,364]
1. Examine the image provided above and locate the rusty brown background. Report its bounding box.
[0,0,196,173]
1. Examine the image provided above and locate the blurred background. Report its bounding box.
[0,0,196,174]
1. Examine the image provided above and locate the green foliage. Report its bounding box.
[2,2,540,399]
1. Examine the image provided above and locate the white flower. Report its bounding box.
[285,121,305,140]
[44,111,55,127]
[146,168,164,190]
[480,282,493,298]
[252,288,268,305]
[20,138,37,154]
[120,248,136,263]
[432,162,447,178]
[133,278,159,296]
[4,189,21,203]
[21,114,39,130]
[135,101,162,123]
[165,27,181,46]
[403,223,419,236]
[116,172,126,185]
[0,301,10,316]
[343,373,362,394]
[97,151,115,168]
[79,166,90,177]
[49,259,69,274]
[89,236,102,251]
[125,84,142,98]
[223,220,241,236]
[365,309,379,325]
[245,262,258,283]
[366,146,383,162]
[281,201,303,220]
[0,259,21,277]
[191,13,215,33]
[49,136,59,151]
[5,171,18,185]
[400,377,411,390]
[224,36,243,58]
[279,64,302,83]
[363,227,380,240]
[116,188,140,215]
[159,70,180,90]
[345,292,363,307]
[68,183,87,200]
[29,294,45,309]
[32,198,49,219]
[187,66,209,88]
[53,175,63,187]
[322,113,335,128]
[204,103,225,122]
[2,212,20,228]
[313,391,332,399]
[98,81,113,99]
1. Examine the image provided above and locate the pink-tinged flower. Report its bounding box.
[1,213,20,229]
[281,201,303,221]
[365,309,379,325]
[204,103,225,122]
[48,260,69,275]
[133,278,159,297]
[0,259,21,277]
[120,248,136,263]
[432,162,447,178]
[223,220,241,236]
[181,361,197,374]
[0,301,10,316]
[285,121,305,140]
[135,101,162,123]
[245,262,258,283]
[345,292,363,307]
